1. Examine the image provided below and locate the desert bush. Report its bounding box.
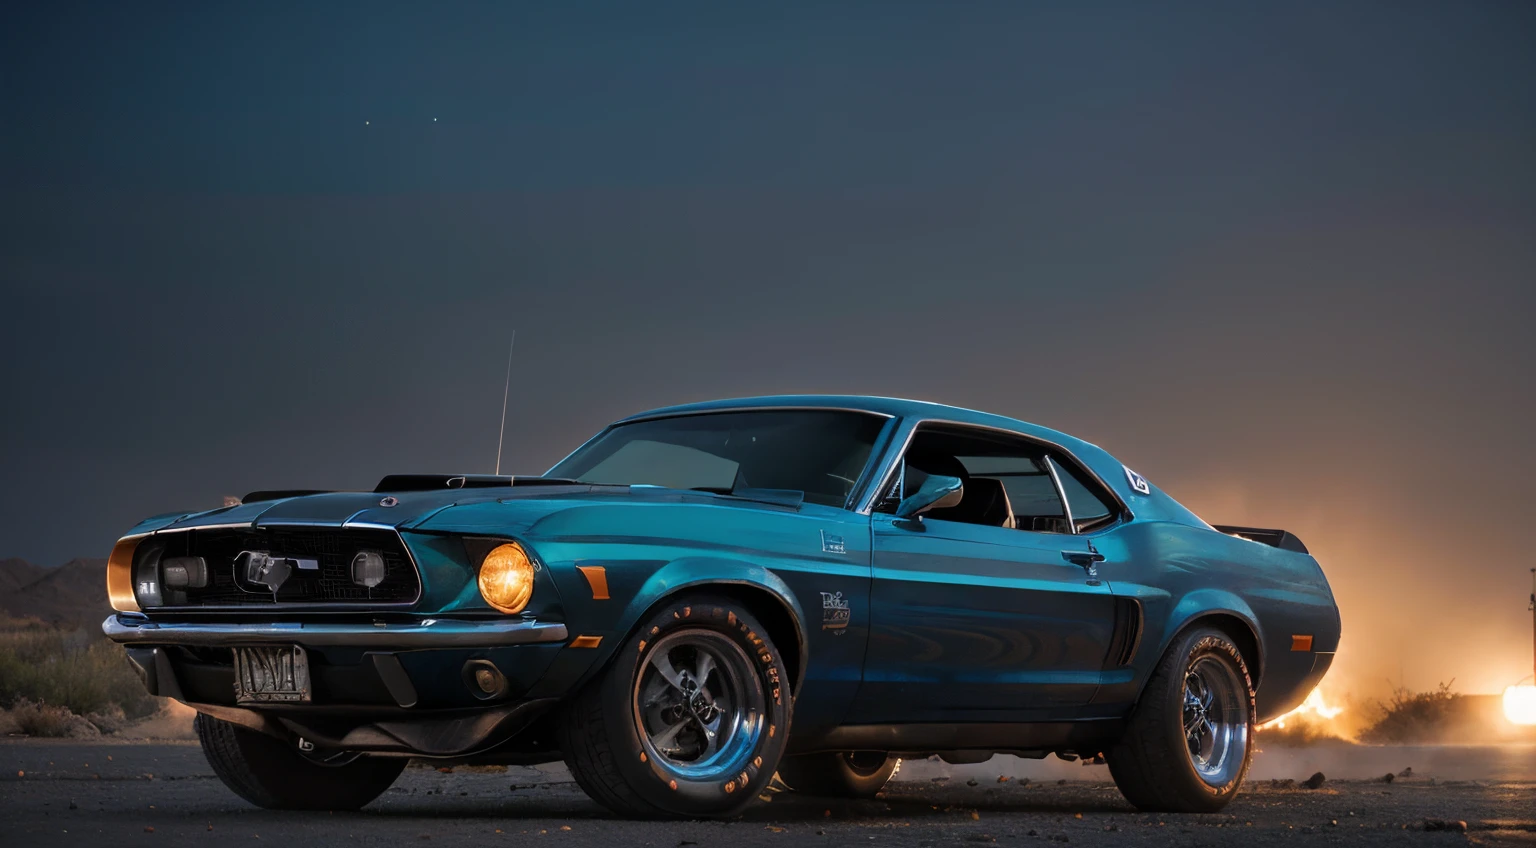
[9,699,72,736]
[8,698,100,737]
[0,628,159,719]
[86,704,131,734]
[1359,681,1460,745]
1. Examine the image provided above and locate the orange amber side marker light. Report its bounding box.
[575,565,610,600]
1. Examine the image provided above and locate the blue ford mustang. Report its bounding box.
[104,396,1340,816]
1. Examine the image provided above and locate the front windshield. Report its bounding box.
[549,410,887,509]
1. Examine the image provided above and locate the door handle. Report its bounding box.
[1062,547,1106,585]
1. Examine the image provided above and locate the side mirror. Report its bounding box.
[895,474,963,519]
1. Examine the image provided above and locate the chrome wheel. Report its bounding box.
[1182,655,1248,785]
[633,630,764,780]
[1106,629,1254,813]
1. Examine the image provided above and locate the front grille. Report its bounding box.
[152,527,420,608]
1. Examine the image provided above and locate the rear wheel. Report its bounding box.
[776,751,899,798]
[195,713,405,810]
[1106,626,1255,813]
[559,594,792,818]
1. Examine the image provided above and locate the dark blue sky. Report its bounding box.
[2,1,1533,695]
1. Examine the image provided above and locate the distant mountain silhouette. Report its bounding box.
[0,557,46,594]
[0,557,109,628]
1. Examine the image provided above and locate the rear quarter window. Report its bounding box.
[1049,456,1121,531]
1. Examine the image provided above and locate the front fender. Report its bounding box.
[524,555,809,700]
[609,557,808,692]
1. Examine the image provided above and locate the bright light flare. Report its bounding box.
[478,543,535,614]
[1261,687,1344,730]
[1504,685,1536,726]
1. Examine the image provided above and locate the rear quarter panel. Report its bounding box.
[1092,520,1341,723]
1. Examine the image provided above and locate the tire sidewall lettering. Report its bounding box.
[605,597,791,813]
[1174,631,1254,798]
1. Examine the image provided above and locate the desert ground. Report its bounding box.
[2,740,1532,847]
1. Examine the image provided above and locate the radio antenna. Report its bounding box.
[494,330,517,476]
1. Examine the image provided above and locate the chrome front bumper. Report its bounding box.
[102,613,569,648]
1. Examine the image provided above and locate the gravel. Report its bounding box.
[2,740,1533,847]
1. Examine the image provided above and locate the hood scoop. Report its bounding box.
[373,474,580,493]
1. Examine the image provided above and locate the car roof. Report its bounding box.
[619,394,1098,458]
[612,395,1209,528]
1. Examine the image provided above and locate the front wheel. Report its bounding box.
[776,751,900,798]
[1106,626,1255,813]
[195,713,405,810]
[559,594,792,818]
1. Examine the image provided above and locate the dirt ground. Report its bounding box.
[1,740,1532,847]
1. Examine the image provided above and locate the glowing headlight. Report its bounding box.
[478,542,535,614]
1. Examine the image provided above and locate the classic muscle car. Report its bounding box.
[103,396,1340,816]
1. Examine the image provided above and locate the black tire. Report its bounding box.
[559,594,792,818]
[776,752,899,798]
[195,713,406,810]
[1106,626,1255,813]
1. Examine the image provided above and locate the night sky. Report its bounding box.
[3,2,1533,698]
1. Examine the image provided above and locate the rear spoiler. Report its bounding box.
[1213,525,1310,554]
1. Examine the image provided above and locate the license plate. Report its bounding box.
[233,645,311,703]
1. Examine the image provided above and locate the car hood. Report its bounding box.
[123,483,808,538]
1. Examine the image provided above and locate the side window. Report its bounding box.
[958,455,1067,532]
[875,426,1073,533]
[1048,455,1121,533]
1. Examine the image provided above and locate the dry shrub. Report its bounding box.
[86,704,131,734]
[1359,682,1460,745]
[8,698,99,738]
[0,628,159,718]
[10,699,73,736]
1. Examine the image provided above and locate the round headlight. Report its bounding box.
[478,542,535,614]
[351,550,386,588]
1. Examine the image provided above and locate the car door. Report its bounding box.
[847,426,1118,723]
